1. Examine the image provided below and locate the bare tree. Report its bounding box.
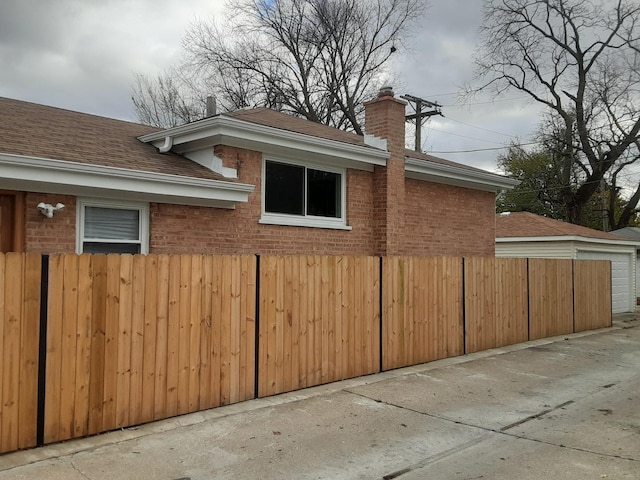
[132,0,424,133]
[474,0,640,227]
[131,72,207,128]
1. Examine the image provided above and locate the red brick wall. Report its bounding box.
[149,145,378,255]
[21,156,496,257]
[403,179,496,256]
[25,193,76,253]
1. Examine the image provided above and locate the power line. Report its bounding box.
[428,142,539,154]
[423,126,508,145]
[442,115,524,138]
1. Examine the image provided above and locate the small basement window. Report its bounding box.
[261,159,349,229]
[77,199,149,254]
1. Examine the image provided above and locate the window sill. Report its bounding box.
[259,214,352,230]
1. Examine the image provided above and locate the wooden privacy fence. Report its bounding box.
[0,253,613,454]
[44,254,256,445]
[258,256,380,397]
[381,257,612,368]
[382,257,464,370]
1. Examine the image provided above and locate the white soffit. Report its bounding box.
[138,116,389,171]
[0,153,255,209]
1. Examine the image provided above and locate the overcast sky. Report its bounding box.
[0,0,543,172]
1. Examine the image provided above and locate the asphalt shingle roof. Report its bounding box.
[1,97,488,180]
[0,97,226,180]
[496,211,628,241]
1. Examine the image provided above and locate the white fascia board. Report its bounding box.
[405,157,519,192]
[496,235,640,247]
[0,153,254,209]
[138,116,388,170]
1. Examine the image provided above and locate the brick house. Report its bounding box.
[0,87,516,256]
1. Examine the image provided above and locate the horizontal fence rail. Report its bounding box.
[0,253,614,454]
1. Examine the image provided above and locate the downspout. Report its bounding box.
[158,136,173,153]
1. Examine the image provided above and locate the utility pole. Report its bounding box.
[400,94,442,152]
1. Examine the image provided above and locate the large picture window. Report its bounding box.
[77,199,149,254]
[262,159,347,229]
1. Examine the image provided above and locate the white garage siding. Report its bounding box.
[496,237,638,314]
[577,250,634,314]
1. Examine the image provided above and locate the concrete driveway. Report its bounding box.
[1,315,638,479]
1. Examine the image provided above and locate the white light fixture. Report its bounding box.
[37,202,65,218]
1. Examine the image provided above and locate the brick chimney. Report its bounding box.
[364,86,407,256]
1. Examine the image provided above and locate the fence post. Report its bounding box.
[462,257,467,355]
[36,254,49,447]
[254,254,260,400]
[378,256,383,373]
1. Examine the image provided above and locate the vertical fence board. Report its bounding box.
[72,255,92,438]
[574,260,612,332]
[529,259,574,340]
[188,255,202,412]
[129,255,146,426]
[297,257,309,389]
[1,254,23,451]
[141,254,158,424]
[153,255,169,420]
[59,255,78,441]
[210,256,222,406]
[101,255,120,432]
[283,256,293,393]
[88,254,107,435]
[243,255,256,402]
[219,256,232,405]
[176,256,191,415]
[165,255,181,417]
[199,256,213,409]
[0,254,4,450]
[18,253,41,449]
[289,256,300,392]
[115,255,133,428]
[229,256,241,404]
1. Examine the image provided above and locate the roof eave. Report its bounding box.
[0,153,255,209]
[496,235,640,246]
[405,157,519,192]
[138,116,388,169]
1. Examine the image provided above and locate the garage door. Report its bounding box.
[577,251,633,313]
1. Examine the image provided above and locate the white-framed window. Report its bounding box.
[76,199,149,254]
[260,157,350,230]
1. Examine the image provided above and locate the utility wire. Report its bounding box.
[428,142,539,154]
[423,126,508,145]
[442,116,524,138]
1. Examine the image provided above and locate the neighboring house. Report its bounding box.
[496,211,639,313]
[611,226,640,304]
[0,87,516,257]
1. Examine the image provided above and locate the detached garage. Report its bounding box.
[496,212,639,314]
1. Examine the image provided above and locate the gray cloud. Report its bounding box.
[0,0,542,170]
